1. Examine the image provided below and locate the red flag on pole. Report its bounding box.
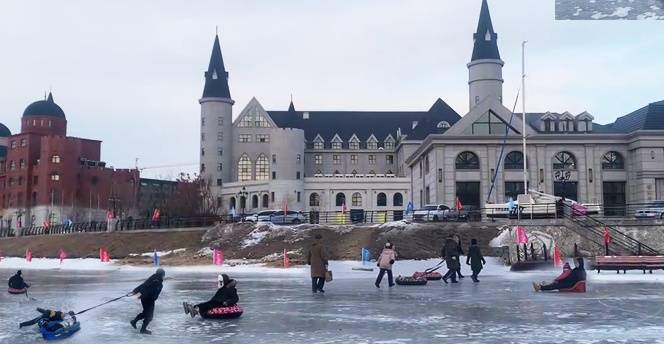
[282,199,288,215]
[553,242,563,268]
[152,208,161,221]
[213,249,224,265]
[515,225,529,244]
[25,248,32,262]
[455,197,464,210]
[283,249,290,268]
[100,248,110,262]
[341,201,348,214]
[58,249,67,264]
[603,226,612,245]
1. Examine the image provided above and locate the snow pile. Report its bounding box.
[128,248,187,257]
[0,257,119,271]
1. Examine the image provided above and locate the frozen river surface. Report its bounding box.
[556,0,664,19]
[2,260,664,343]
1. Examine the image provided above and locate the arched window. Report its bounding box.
[229,197,236,210]
[504,151,525,170]
[377,192,387,207]
[238,154,252,181]
[309,193,320,207]
[255,154,269,180]
[252,195,259,208]
[553,151,577,170]
[393,193,403,207]
[456,151,480,170]
[602,151,624,170]
[262,194,269,208]
[437,121,451,129]
[351,192,362,207]
[335,193,346,207]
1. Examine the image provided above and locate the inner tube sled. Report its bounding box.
[38,318,81,341]
[412,272,443,281]
[8,287,28,295]
[202,304,243,319]
[395,276,428,286]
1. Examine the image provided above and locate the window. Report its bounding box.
[467,111,516,135]
[201,133,205,141]
[9,161,16,171]
[351,155,358,165]
[50,173,60,181]
[368,155,376,165]
[314,155,322,165]
[20,139,27,147]
[437,121,451,129]
[504,181,525,202]
[425,186,430,204]
[216,179,222,186]
[333,155,341,165]
[256,134,270,143]
[310,193,320,207]
[272,171,276,180]
[384,140,394,150]
[19,159,26,169]
[352,192,362,207]
[544,119,552,132]
[297,192,301,203]
[200,163,206,173]
[296,154,301,163]
[239,134,252,143]
[553,151,576,170]
[602,151,624,170]
[393,193,403,207]
[272,154,277,163]
[238,154,252,181]
[217,163,222,171]
[271,192,275,202]
[218,116,224,126]
[314,140,324,150]
[230,197,236,210]
[332,141,342,149]
[10,141,16,149]
[425,156,430,173]
[349,140,359,150]
[504,151,524,170]
[252,195,259,209]
[336,193,346,207]
[218,148,223,156]
[296,171,301,180]
[377,192,387,207]
[456,151,480,170]
[386,155,394,164]
[201,148,205,156]
[237,108,272,128]
[217,132,223,141]
[367,139,378,150]
[256,154,269,180]
[438,168,443,183]
[201,117,206,126]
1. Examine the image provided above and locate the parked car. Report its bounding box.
[245,210,275,223]
[634,201,664,219]
[413,205,451,222]
[269,210,305,224]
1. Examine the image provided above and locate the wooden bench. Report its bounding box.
[594,256,664,274]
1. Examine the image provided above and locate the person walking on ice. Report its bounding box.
[307,233,328,294]
[466,239,486,283]
[441,235,461,284]
[375,242,397,288]
[130,268,164,335]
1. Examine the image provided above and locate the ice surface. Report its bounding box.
[2,258,664,343]
[556,0,664,20]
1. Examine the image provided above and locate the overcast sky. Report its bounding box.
[1,0,663,179]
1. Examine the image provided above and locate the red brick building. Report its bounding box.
[0,93,139,232]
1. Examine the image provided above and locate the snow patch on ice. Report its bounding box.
[128,248,187,257]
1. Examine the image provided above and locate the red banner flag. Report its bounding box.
[603,226,612,245]
[341,202,348,214]
[25,248,33,262]
[553,243,563,268]
[455,197,464,210]
[515,226,529,244]
[283,249,290,268]
[58,249,67,264]
[152,208,161,221]
[99,248,110,262]
[213,249,224,265]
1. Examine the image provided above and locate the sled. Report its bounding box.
[39,319,81,341]
[559,281,586,293]
[395,276,428,286]
[202,304,243,319]
[412,271,443,281]
[8,287,28,295]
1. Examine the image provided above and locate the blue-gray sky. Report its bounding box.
[1,0,663,178]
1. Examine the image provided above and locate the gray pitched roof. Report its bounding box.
[612,100,664,133]
[471,0,501,61]
[202,35,231,98]
[267,98,461,143]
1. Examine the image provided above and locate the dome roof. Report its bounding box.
[0,123,10,137]
[22,92,66,119]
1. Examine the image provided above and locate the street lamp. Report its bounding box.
[236,186,248,219]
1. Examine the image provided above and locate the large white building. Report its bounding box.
[198,0,664,218]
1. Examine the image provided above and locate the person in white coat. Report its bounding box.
[374,242,397,288]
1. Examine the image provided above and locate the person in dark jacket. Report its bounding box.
[466,239,486,283]
[533,257,587,292]
[130,268,164,335]
[455,237,465,279]
[19,308,72,328]
[441,235,461,284]
[8,270,30,291]
[183,274,239,318]
[307,234,328,293]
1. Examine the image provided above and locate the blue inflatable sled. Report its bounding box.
[38,318,81,341]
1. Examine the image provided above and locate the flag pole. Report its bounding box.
[521,40,529,219]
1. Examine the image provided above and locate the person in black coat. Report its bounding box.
[183,274,239,318]
[8,270,30,290]
[455,237,465,279]
[466,239,486,283]
[130,268,164,335]
[533,257,587,292]
[441,236,461,284]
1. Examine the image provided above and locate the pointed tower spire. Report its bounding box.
[288,94,296,112]
[202,34,231,98]
[471,0,500,61]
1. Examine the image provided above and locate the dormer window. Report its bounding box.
[436,121,451,129]
[485,30,492,41]
[384,135,395,150]
[313,135,324,150]
[212,70,218,80]
[367,135,378,150]
[331,135,343,149]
